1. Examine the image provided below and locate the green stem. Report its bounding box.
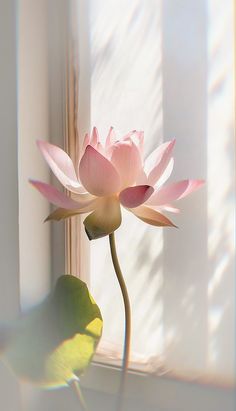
[109,232,131,411]
[70,379,89,411]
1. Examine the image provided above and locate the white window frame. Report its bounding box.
[66,1,235,411]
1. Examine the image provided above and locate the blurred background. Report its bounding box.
[0,0,235,410]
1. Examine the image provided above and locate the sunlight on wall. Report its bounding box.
[79,0,235,385]
[160,0,208,381]
[89,0,164,365]
[207,0,235,384]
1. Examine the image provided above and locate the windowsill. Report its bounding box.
[81,362,235,411]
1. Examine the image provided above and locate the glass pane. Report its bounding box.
[77,0,235,384]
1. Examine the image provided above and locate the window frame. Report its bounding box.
[1,0,233,409]
[66,1,236,409]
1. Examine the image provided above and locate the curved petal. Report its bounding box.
[123,130,144,158]
[96,142,106,156]
[66,185,90,195]
[177,179,205,199]
[130,205,176,227]
[90,127,99,147]
[157,205,180,213]
[84,197,121,240]
[145,139,175,186]
[136,169,148,185]
[136,131,144,158]
[79,146,121,196]
[119,185,154,208]
[110,140,142,188]
[147,179,204,206]
[30,180,96,210]
[122,130,137,140]
[155,157,174,189]
[105,127,116,150]
[37,140,79,188]
[45,202,96,221]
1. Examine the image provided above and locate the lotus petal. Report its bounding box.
[154,157,174,189]
[123,130,144,157]
[37,140,79,188]
[90,127,99,147]
[145,140,175,186]
[130,205,176,227]
[105,127,116,150]
[119,185,154,208]
[157,205,180,213]
[136,169,148,185]
[79,146,121,196]
[30,180,95,210]
[45,202,98,222]
[65,185,90,195]
[110,140,142,187]
[147,179,205,206]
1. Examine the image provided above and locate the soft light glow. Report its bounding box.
[79,0,235,385]
[89,0,164,365]
[207,0,235,381]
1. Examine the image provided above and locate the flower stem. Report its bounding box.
[109,232,131,411]
[70,379,89,411]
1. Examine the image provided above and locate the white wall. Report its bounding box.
[0,1,21,410]
[18,0,51,311]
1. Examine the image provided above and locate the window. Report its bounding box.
[68,0,235,391]
[0,1,235,410]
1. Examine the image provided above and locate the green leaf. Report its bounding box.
[2,275,102,388]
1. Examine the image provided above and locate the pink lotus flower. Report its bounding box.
[30,128,204,240]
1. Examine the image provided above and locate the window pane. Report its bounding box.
[77,0,235,385]
[89,0,164,369]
